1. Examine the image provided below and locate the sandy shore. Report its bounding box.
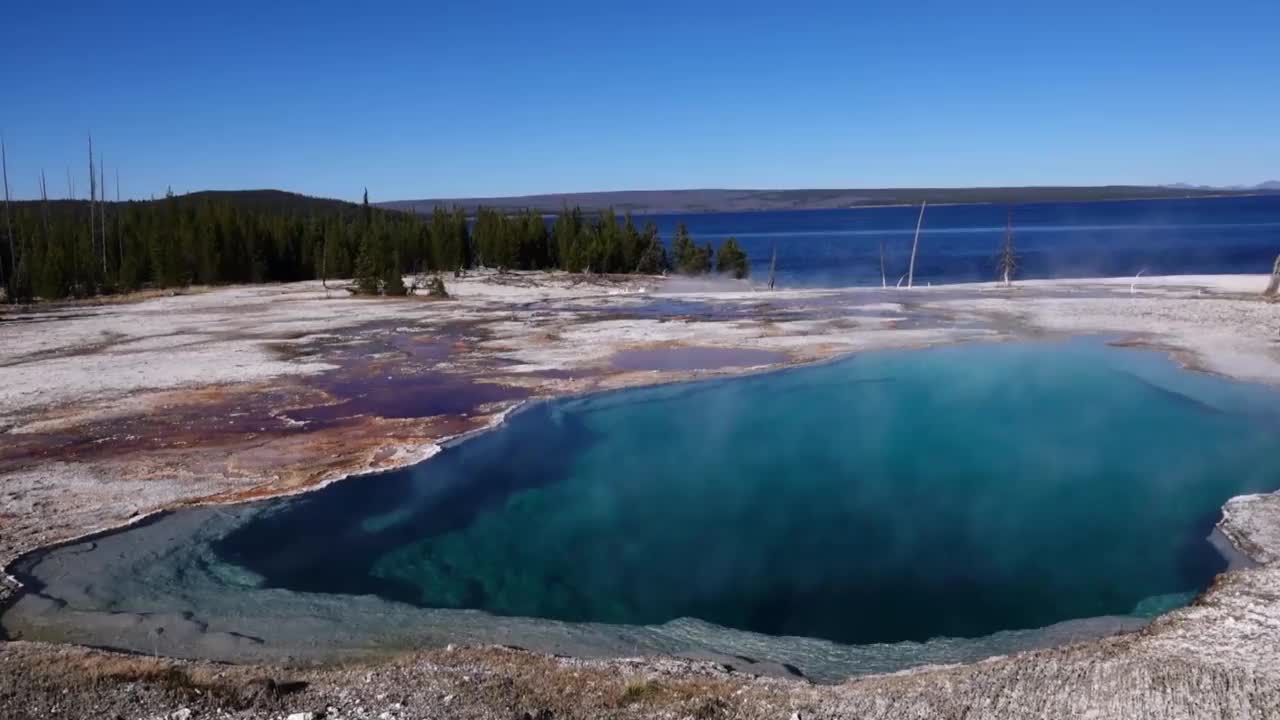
[2,272,1279,718]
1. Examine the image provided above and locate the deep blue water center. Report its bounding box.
[215,340,1280,646]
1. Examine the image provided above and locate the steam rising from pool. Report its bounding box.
[5,338,1278,679]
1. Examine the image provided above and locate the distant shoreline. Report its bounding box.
[12,188,1272,217]
[808,192,1279,213]
[378,187,1278,217]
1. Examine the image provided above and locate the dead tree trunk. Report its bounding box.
[907,200,926,288]
[40,169,49,261]
[879,239,887,288]
[1,136,12,294]
[1265,254,1280,297]
[997,210,1017,287]
[67,167,78,293]
[40,170,49,233]
[99,155,107,278]
[88,133,96,287]
[36,170,49,294]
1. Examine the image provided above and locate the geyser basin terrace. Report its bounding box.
[5,338,1279,679]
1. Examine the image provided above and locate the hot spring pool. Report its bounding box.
[5,338,1278,679]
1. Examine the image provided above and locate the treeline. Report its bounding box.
[472,206,746,278]
[0,189,750,301]
[353,205,750,294]
[0,190,422,300]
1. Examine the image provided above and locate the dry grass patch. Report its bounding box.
[618,677,666,705]
[612,675,742,718]
[30,649,303,710]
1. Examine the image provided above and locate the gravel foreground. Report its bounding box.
[3,272,1280,719]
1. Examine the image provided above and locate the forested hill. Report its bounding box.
[380,185,1270,215]
[0,190,745,302]
[174,189,362,213]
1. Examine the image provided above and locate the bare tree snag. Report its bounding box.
[907,201,926,288]
[100,155,107,276]
[89,133,96,284]
[998,210,1017,287]
[1265,254,1280,298]
[879,239,887,288]
[1,136,12,292]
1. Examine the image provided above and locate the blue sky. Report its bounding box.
[2,1,1278,201]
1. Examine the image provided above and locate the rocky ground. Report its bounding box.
[2,272,1279,719]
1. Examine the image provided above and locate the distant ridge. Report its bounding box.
[34,186,1267,216]
[9,189,362,213]
[176,189,359,212]
[378,185,1274,215]
[1165,181,1280,192]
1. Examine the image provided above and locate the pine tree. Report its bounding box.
[321,221,340,286]
[472,206,496,268]
[590,209,623,273]
[553,206,585,272]
[382,251,407,295]
[493,213,516,271]
[716,237,750,279]
[635,221,667,274]
[430,207,457,273]
[426,273,448,297]
[517,209,550,269]
[620,212,643,272]
[472,206,515,270]
[671,223,696,273]
[453,207,473,271]
[354,229,381,294]
[672,224,711,274]
[36,230,69,299]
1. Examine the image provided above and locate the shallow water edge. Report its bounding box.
[0,481,1157,683]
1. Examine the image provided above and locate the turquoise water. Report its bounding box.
[214,339,1280,645]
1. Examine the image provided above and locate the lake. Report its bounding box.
[642,195,1280,287]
